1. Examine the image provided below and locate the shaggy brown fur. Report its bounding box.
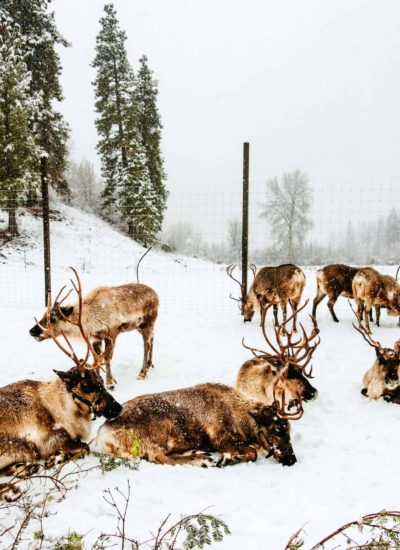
[352,268,400,331]
[30,283,159,388]
[95,383,296,468]
[236,356,318,408]
[361,343,400,400]
[0,367,121,499]
[243,264,306,331]
[312,264,360,322]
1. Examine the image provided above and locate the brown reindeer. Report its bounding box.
[312,264,360,322]
[244,264,306,331]
[352,267,400,332]
[351,304,400,402]
[0,271,122,500]
[237,301,320,411]
[95,384,296,467]
[30,275,159,388]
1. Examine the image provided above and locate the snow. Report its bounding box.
[1,204,400,548]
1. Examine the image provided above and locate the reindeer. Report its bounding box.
[0,270,122,500]
[227,264,306,331]
[352,267,400,332]
[351,304,400,402]
[95,384,297,468]
[312,264,360,322]
[237,301,320,410]
[30,276,159,389]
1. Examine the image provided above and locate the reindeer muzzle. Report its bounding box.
[29,325,45,341]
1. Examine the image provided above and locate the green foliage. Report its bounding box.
[92,451,140,473]
[177,513,231,549]
[2,0,70,198]
[92,4,166,243]
[32,531,83,550]
[0,9,39,234]
[285,510,400,549]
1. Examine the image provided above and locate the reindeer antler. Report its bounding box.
[349,300,385,355]
[242,299,321,420]
[38,268,108,372]
[226,264,244,307]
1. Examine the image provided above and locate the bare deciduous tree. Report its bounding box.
[261,170,313,261]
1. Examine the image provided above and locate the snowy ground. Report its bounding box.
[1,205,400,549]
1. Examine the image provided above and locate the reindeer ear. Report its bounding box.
[53,369,69,381]
[53,369,74,388]
[60,306,74,318]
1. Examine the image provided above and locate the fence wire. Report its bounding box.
[1,177,400,310]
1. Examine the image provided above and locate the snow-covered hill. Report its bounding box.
[1,204,400,548]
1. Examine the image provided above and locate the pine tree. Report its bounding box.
[0,10,39,235]
[135,55,167,231]
[2,0,70,200]
[93,4,160,243]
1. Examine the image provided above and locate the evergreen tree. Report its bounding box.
[0,10,39,235]
[93,4,159,243]
[135,55,167,231]
[2,0,70,200]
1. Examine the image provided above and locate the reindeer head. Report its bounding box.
[250,404,296,466]
[31,268,122,419]
[351,302,400,396]
[54,367,122,420]
[226,264,257,319]
[242,300,320,419]
[30,298,74,342]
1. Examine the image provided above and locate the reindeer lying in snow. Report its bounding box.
[30,276,159,388]
[351,304,400,403]
[0,270,122,500]
[237,301,320,413]
[227,264,306,332]
[95,302,320,467]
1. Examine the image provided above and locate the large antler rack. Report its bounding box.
[242,299,321,420]
[35,267,107,373]
[226,264,257,310]
[349,300,389,356]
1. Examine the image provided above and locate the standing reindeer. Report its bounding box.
[0,270,122,500]
[227,264,306,331]
[30,274,159,388]
[351,304,400,402]
[237,301,320,412]
[312,264,360,322]
[352,267,400,332]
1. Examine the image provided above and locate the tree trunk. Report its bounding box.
[7,207,19,236]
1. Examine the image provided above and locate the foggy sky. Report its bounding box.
[52,0,400,244]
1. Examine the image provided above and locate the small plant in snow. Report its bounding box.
[92,451,139,473]
[285,510,400,549]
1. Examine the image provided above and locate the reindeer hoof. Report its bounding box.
[137,372,146,380]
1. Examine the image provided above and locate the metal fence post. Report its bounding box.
[241,142,249,314]
[41,155,51,305]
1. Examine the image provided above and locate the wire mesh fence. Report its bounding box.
[1,176,400,310]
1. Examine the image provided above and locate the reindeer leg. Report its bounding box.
[364,303,371,333]
[0,436,41,481]
[273,304,279,327]
[290,299,299,332]
[327,294,340,322]
[375,307,381,327]
[215,444,258,466]
[137,321,155,380]
[103,337,117,390]
[312,292,326,318]
[43,428,89,464]
[280,301,288,335]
